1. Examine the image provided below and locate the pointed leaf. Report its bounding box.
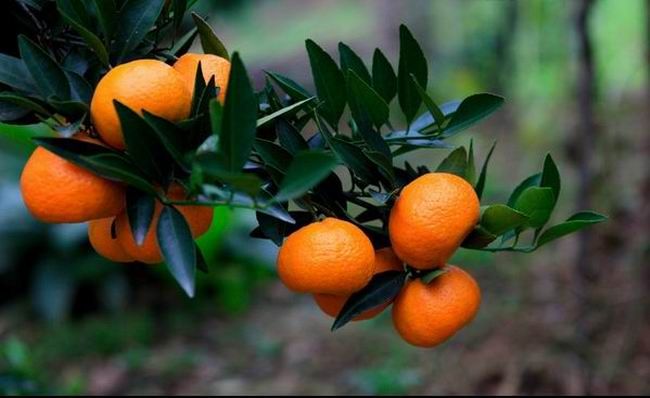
[265,71,311,101]
[410,74,444,130]
[475,141,496,199]
[0,92,50,116]
[18,35,70,100]
[254,138,293,173]
[57,0,109,67]
[461,226,498,249]
[507,173,542,207]
[536,212,607,248]
[275,151,337,202]
[142,110,192,171]
[436,146,468,178]
[93,0,117,41]
[513,186,555,228]
[113,0,165,62]
[191,12,229,60]
[218,52,257,171]
[442,93,504,138]
[372,48,397,103]
[306,39,346,127]
[466,139,476,185]
[0,53,39,94]
[126,188,156,246]
[332,271,407,331]
[346,69,389,130]
[257,97,315,127]
[397,24,428,124]
[339,42,371,84]
[540,153,561,206]
[172,26,199,56]
[277,119,308,154]
[481,204,529,236]
[158,206,196,297]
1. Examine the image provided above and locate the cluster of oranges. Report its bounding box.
[20,54,231,264]
[277,173,482,348]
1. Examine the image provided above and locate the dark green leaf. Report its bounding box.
[218,52,257,172]
[436,146,468,178]
[540,153,561,206]
[466,139,476,185]
[365,150,395,188]
[331,271,407,331]
[339,42,371,84]
[372,48,397,103]
[191,12,229,60]
[172,0,187,29]
[0,101,29,121]
[157,206,196,297]
[475,141,496,199]
[277,119,308,154]
[536,211,607,248]
[275,151,337,202]
[33,137,157,194]
[142,111,191,171]
[442,93,504,138]
[306,39,346,127]
[254,138,293,173]
[18,35,70,100]
[257,97,315,127]
[421,268,447,284]
[113,0,165,63]
[481,204,529,236]
[0,53,39,93]
[346,70,389,130]
[172,26,199,56]
[114,101,170,182]
[461,226,498,249]
[93,0,117,41]
[397,24,428,125]
[57,0,110,67]
[126,188,155,246]
[190,61,207,115]
[410,74,444,130]
[0,92,50,116]
[65,71,93,104]
[513,186,555,228]
[265,71,311,101]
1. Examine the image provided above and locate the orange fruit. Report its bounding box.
[392,265,481,348]
[115,185,213,264]
[88,217,133,263]
[277,218,375,295]
[389,172,480,269]
[313,247,403,320]
[173,53,231,103]
[90,59,192,150]
[20,146,125,223]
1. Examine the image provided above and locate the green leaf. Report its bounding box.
[0,101,29,121]
[306,39,346,127]
[172,0,187,29]
[142,111,191,171]
[0,122,54,152]
[339,42,371,84]
[346,70,389,130]
[265,71,311,101]
[0,92,50,116]
[196,243,208,273]
[436,146,468,178]
[208,98,223,139]
[18,35,70,100]
[397,24,428,125]
[65,71,93,104]
[196,155,263,197]
[481,204,529,236]
[33,137,157,194]
[57,0,110,67]
[507,173,542,207]
[372,48,397,103]
[365,150,396,188]
[540,153,561,206]
[442,93,504,138]
[113,0,165,63]
[475,141,496,199]
[536,212,607,248]
[256,97,315,127]
[0,53,39,94]
[191,12,230,60]
[217,53,257,172]
[466,139,476,185]
[126,188,155,246]
[331,271,407,331]
[157,206,197,298]
[276,119,308,154]
[421,268,447,284]
[513,186,555,228]
[461,226,498,249]
[410,74,444,130]
[93,0,117,41]
[114,101,170,182]
[275,151,337,202]
[254,138,293,173]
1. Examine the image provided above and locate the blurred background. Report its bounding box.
[0,0,648,394]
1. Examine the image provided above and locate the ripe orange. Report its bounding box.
[389,172,480,269]
[88,217,133,263]
[313,247,403,320]
[90,59,192,150]
[115,185,213,264]
[277,218,375,295]
[173,53,231,103]
[20,146,125,223]
[392,265,481,348]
